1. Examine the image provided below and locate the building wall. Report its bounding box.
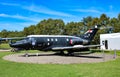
[100,33,120,50]
[108,38,120,50]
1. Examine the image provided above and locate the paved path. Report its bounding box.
[3,52,116,64]
[0,49,11,52]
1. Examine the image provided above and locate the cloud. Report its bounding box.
[109,5,113,10]
[0,13,7,16]
[0,2,74,17]
[0,2,19,6]
[0,13,39,22]
[73,9,101,13]
[0,23,23,31]
[0,22,36,31]
[23,4,74,17]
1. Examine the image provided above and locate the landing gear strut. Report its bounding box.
[67,51,74,56]
[24,50,29,57]
[60,51,65,55]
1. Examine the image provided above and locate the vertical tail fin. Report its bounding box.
[80,25,100,42]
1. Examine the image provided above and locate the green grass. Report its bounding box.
[91,49,120,56]
[0,43,11,49]
[0,51,120,77]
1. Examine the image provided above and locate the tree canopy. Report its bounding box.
[0,13,120,44]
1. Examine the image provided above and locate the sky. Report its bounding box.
[0,0,120,31]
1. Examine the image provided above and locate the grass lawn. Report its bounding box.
[0,51,120,77]
[0,43,11,49]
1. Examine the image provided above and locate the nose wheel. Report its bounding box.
[24,53,29,57]
[24,50,29,57]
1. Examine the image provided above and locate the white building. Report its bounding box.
[100,33,120,50]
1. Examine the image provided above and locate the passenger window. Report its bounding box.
[47,38,50,41]
[66,38,69,41]
[55,38,58,41]
[48,43,50,45]
[51,38,53,41]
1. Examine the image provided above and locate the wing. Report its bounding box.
[0,37,26,41]
[52,45,101,50]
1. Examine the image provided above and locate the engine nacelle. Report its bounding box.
[70,38,88,45]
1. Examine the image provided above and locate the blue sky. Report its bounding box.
[0,0,120,31]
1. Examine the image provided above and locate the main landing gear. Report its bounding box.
[67,51,74,56]
[55,51,74,56]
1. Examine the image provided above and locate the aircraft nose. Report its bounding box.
[9,42,20,48]
[9,40,30,48]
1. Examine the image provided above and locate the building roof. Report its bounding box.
[100,33,120,39]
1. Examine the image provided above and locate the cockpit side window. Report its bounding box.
[29,37,35,41]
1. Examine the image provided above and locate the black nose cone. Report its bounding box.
[9,40,30,48]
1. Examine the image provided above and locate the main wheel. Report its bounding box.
[67,51,74,56]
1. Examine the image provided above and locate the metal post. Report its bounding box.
[36,53,39,56]
[102,49,105,61]
[113,49,116,59]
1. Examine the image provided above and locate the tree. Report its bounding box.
[0,29,9,37]
[91,17,100,25]
[118,13,120,21]
[1,13,120,44]
[65,22,83,35]
[36,18,65,35]
[100,13,110,25]
[23,25,36,36]
[82,16,93,26]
